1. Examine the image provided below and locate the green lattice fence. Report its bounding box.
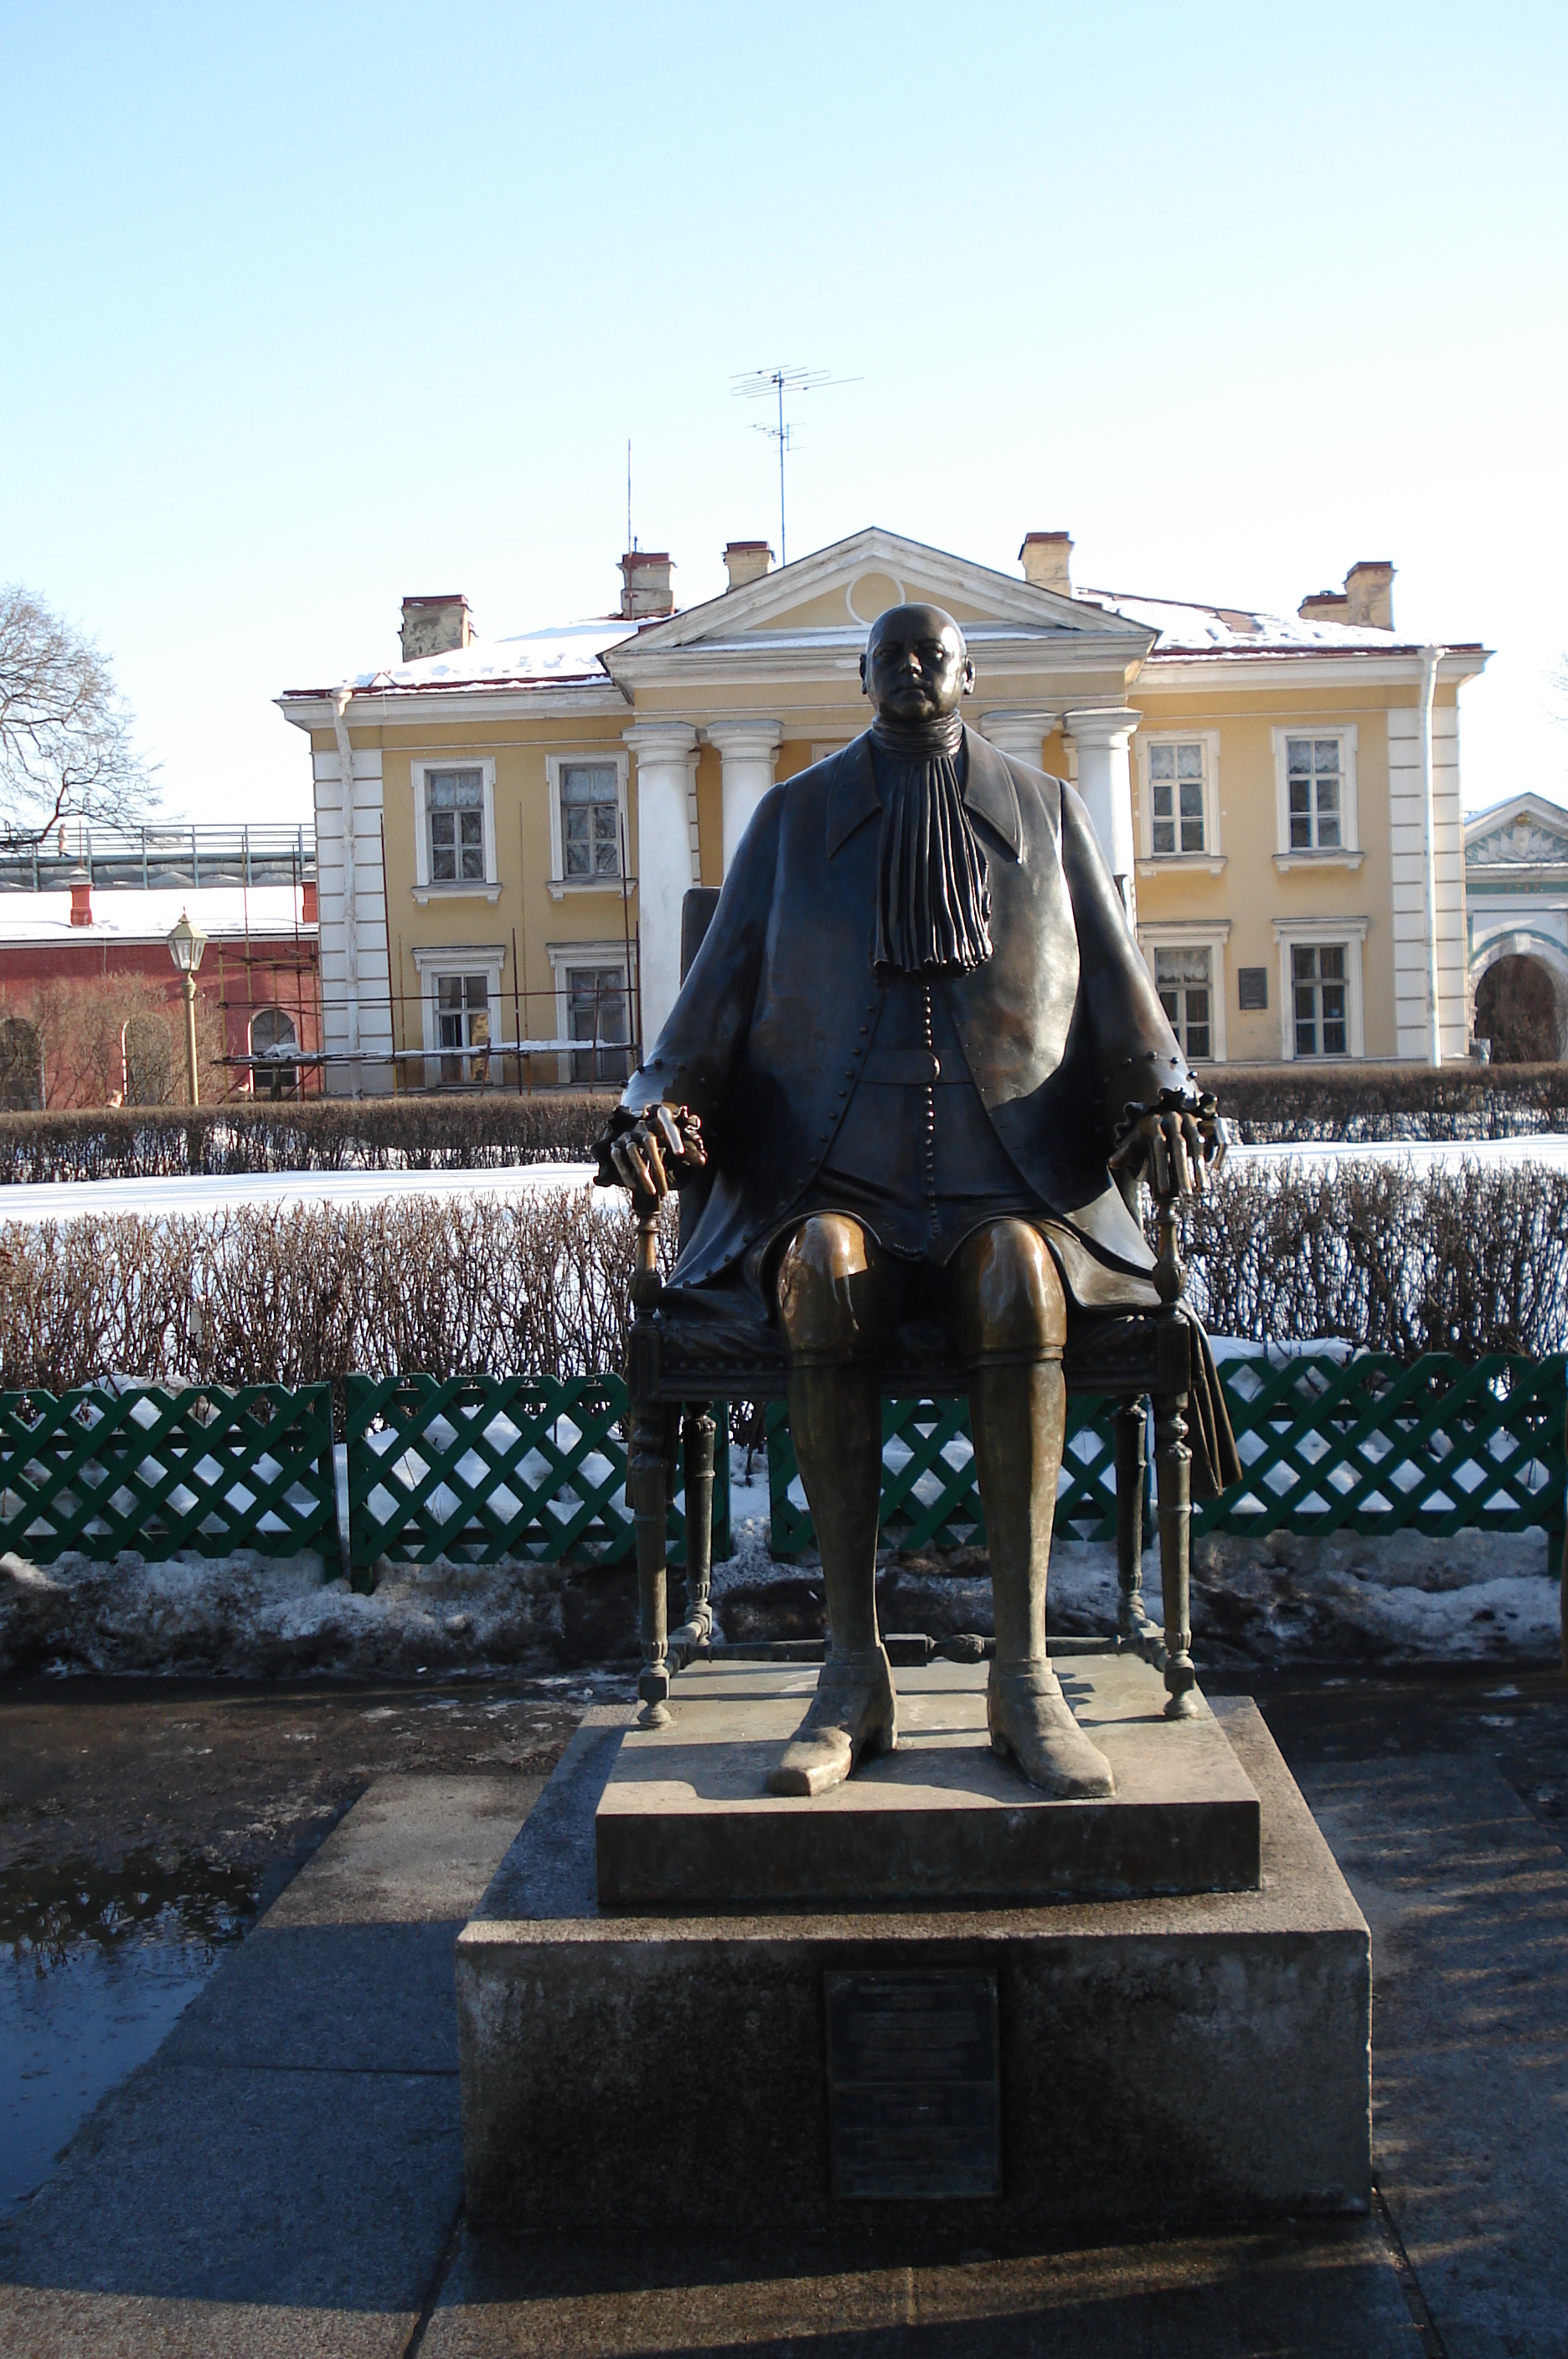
[1204,1352,1567,1540]
[0,1385,337,1562]
[766,1353,1567,1559]
[345,1374,730,1578]
[766,1394,1126,1558]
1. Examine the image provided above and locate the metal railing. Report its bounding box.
[0,823,317,894]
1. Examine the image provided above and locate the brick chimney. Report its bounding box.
[619,550,675,620]
[301,878,318,924]
[1299,561,1395,632]
[1297,586,1349,624]
[723,540,773,591]
[1344,560,1395,631]
[69,873,92,927]
[1019,531,1073,596]
[399,595,474,662]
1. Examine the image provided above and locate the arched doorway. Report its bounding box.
[1473,954,1564,1063]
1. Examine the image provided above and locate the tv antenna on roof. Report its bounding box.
[731,364,859,567]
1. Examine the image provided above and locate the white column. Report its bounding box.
[1063,706,1141,922]
[707,720,783,875]
[978,709,1057,769]
[625,722,699,1050]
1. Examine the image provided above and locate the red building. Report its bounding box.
[0,826,320,1107]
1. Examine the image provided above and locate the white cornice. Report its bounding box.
[276,684,629,732]
[1136,649,1488,694]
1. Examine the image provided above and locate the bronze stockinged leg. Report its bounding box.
[680,1407,716,1647]
[1155,1386,1197,1718]
[1114,1396,1153,1653]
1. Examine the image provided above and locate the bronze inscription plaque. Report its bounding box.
[824,1969,1000,2200]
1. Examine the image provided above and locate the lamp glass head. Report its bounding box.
[167,910,207,975]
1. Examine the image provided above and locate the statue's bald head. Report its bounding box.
[859,603,975,725]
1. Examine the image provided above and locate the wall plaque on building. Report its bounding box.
[824,1968,1000,2199]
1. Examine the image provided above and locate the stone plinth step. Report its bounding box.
[595,1654,1260,1911]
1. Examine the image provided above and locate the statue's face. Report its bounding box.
[860,604,975,722]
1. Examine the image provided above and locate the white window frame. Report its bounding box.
[410,941,506,1084]
[1138,921,1230,1064]
[546,939,633,1087]
[1271,918,1368,1060]
[545,750,631,899]
[1136,729,1224,870]
[411,757,500,903]
[1271,725,1362,870]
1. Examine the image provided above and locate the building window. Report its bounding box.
[250,1006,298,1098]
[561,763,622,880]
[1292,943,1348,1056]
[567,964,630,1085]
[1287,739,1343,851]
[429,769,486,883]
[1155,947,1212,1061]
[411,759,498,901]
[1271,727,1359,865]
[436,972,491,1084]
[1149,743,1206,856]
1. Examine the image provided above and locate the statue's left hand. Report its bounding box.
[1108,1088,1228,1200]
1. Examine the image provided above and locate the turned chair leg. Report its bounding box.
[681,1407,716,1644]
[1153,1386,1197,1718]
[629,1389,672,1727]
[1114,1396,1154,1653]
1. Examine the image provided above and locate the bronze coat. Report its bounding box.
[617,725,1195,1290]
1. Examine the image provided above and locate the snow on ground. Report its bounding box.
[0,1163,600,1225]
[1228,1138,1568,1174]
[0,1136,1565,1225]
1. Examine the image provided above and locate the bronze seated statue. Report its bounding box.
[599,604,1239,1801]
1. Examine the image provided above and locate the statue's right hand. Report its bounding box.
[606,1104,705,1205]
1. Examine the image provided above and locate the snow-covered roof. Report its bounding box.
[0,885,312,947]
[1079,589,1433,657]
[284,619,632,700]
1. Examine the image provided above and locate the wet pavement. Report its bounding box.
[0,1654,1562,2353]
[0,1672,604,2221]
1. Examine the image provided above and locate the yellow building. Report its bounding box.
[276,528,1487,1092]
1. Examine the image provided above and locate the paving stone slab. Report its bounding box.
[1302,1753,1568,2359]
[422,2217,1419,2358]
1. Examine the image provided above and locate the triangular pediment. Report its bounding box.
[1466,792,1568,867]
[601,527,1155,672]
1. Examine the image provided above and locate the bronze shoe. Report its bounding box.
[766,1646,898,1797]
[988,1660,1115,1799]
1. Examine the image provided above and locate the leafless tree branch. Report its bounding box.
[0,584,157,849]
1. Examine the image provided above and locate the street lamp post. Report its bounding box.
[166,910,208,1107]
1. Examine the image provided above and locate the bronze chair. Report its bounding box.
[625,890,1200,1731]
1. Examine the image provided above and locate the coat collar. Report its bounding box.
[824,724,1024,861]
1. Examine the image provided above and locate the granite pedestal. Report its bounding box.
[456,1673,1371,2236]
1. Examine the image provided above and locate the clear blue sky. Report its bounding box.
[2,0,1564,828]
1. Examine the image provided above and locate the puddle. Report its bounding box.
[1,1851,260,2212]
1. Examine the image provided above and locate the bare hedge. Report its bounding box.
[1199,1061,1568,1144]
[0,1190,677,1413]
[0,1092,618,1185]
[1,1164,1564,1412]
[1181,1158,1568,1360]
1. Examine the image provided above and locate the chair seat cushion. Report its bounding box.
[648,1285,1183,1401]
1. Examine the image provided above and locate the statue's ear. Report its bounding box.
[859,653,869,694]
[962,657,977,697]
